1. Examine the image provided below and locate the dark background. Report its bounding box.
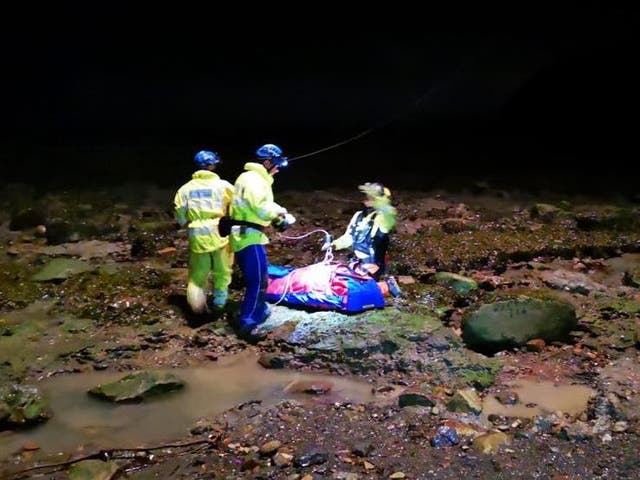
[1,5,637,195]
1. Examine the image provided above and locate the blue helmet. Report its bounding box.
[256,144,282,159]
[194,150,221,168]
[256,143,288,168]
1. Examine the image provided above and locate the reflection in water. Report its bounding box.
[0,352,372,459]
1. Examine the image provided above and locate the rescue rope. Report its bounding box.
[287,84,442,163]
[278,228,329,241]
[278,228,334,263]
[271,271,294,306]
[270,228,334,306]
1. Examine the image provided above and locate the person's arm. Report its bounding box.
[332,211,360,250]
[221,181,234,215]
[259,198,287,222]
[242,184,286,222]
[173,187,188,227]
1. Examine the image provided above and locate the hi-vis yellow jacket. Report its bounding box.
[229,162,286,252]
[174,170,234,253]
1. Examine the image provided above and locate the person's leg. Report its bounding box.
[385,275,402,297]
[211,243,234,309]
[377,280,390,296]
[372,232,390,280]
[372,232,401,296]
[235,244,268,330]
[187,250,213,314]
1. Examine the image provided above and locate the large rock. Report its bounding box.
[38,240,128,259]
[539,269,607,295]
[88,371,185,402]
[462,297,577,353]
[68,460,121,480]
[256,307,442,359]
[0,383,52,429]
[31,258,93,282]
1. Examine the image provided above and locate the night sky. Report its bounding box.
[1,5,637,193]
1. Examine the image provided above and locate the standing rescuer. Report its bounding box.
[229,143,295,338]
[173,150,234,314]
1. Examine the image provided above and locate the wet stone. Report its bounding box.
[424,335,451,351]
[526,339,546,352]
[240,454,261,471]
[258,353,286,369]
[68,459,121,480]
[398,389,435,408]
[559,421,593,441]
[622,270,640,288]
[612,421,628,433]
[88,371,185,402]
[351,440,374,457]
[189,419,225,436]
[294,451,328,467]
[463,297,577,353]
[260,440,282,455]
[284,379,333,395]
[273,451,294,467]
[533,416,554,434]
[0,383,52,429]
[495,390,519,406]
[31,258,93,282]
[446,388,482,415]
[335,472,360,480]
[21,441,40,451]
[539,269,607,295]
[441,419,484,437]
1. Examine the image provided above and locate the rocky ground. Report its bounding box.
[0,182,639,479]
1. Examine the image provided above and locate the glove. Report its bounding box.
[272,213,296,232]
[283,213,296,227]
[320,233,333,251]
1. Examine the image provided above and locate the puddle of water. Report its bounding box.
[483,380,595,419]
[0,352,372,459]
